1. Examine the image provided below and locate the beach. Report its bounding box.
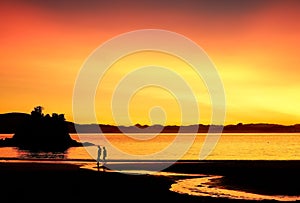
[0,160,300,203]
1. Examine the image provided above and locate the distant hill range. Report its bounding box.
[1,112,300,133]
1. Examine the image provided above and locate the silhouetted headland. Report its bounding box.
[0,106,93,151]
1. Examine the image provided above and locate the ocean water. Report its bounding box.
[2,133,300,201]
[0,133,300,161]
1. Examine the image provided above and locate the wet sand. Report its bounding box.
[0,160,299,202]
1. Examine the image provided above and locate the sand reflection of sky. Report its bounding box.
[170,175,300,202]
[80,163,300,202]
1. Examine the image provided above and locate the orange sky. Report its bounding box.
[0,0,300,125]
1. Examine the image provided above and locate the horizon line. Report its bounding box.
[1,111,299,127]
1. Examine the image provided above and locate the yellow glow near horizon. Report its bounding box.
[94,51,211,126]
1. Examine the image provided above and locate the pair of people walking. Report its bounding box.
[97,145,107,168]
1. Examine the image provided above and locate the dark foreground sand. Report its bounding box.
[0,160,299,203]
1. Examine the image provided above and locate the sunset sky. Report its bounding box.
[1,0,300,125]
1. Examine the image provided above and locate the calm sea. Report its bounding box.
[0,133,299,161]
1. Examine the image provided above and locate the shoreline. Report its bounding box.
[0,160,299,202]
[2,157,300,162]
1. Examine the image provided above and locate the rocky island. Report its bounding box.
[0,106,92,151]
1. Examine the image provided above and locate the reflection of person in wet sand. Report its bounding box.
[102,146,107,166]
[96,145,101,168]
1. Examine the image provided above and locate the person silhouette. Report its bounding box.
[96,145,101,168]
[102,146,107,165]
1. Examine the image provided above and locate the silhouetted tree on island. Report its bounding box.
[1,106,84,151]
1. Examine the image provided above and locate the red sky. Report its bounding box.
[1,0,300,125]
